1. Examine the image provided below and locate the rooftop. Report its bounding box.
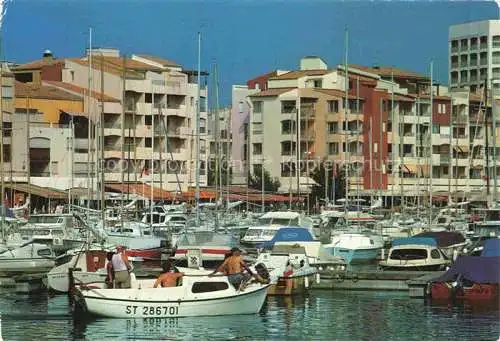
[15,81,81,101]
[43,81,120,102]
[249,87,295,97]
[269,69,331,80]
[135,54,180,68]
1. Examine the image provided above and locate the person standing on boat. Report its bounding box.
[105,252,115,288]
[153,260,184,288]
[209,247,255,290]
[112,246,132,288]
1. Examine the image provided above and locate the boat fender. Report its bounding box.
[336,274,345,283]
[305,275,309,288]
[315,272,320,284]
[352,274,359,283]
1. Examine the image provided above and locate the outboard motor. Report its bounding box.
[254,263,270,284]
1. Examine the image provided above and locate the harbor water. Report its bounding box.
[0,289,498,341]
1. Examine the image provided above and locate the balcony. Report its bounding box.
[480,43,488,50]
[451,62,459,69]
[480,59,487,66]
[439,154,451,164]
[166,80,187,95]
[451,46,459,54]
[136,102,153,114]
[166,127,190,138]
[166,107,187,117]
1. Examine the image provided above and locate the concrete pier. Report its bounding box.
[312,270,445,297]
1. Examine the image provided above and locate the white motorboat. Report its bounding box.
[0,242,56,276]
[47,247,111,293]
[379,237,450,271]
[74,275,269,318]
[323,233,384,264]
[241,211,314,247]
[255,245,317,295]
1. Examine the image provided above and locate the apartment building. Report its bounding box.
[449,20,500,92]
[240,56,499,203]
[0,66,14,182]
[11,49,209,192]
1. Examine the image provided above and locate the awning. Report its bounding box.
[5,183,67,199]
[105,183,176,200]
[403,165,417,173]
[453,145,469,153]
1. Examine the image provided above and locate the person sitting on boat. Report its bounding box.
[283,261,293,278]
[153,260,185,288]
[209,247,254,290]
[112,245,132,289]
[105,251,115,288]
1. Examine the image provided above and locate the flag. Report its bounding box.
[3,192,8,208]
[140,167,149,178]
[332,165,337,178]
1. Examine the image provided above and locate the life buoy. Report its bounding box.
[352,274,359,283]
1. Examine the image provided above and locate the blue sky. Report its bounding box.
[2,0,498,104]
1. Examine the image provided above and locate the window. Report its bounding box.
[389,249,427,260]
[328,142,339,155]
[281,100,296,114]
[37,248,53,257]
[281,120,295,134]
[438,103,446,114]
[253,100,263,113]
[145,93,152,103]
[253,143,262,155]
[70,70,75,82]
[145,138,152,148]
[252,122,262,134]
[327,100,339,113]
[430,249,441,259]
[432,124,440,134]
[313,79,323,88]
[145,115,152,125]
[328,122,338,134]
[200,97,207,112]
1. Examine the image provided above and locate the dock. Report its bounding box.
[312,270,445,297]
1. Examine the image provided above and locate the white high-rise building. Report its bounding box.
[449,20,500,93]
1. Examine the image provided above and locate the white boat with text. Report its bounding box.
[74,275,269,318]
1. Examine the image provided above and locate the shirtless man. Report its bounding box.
[209,247,254,290]
[153,261,184,288]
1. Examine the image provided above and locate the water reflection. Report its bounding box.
[0,290,498,341]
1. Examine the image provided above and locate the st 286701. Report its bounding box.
[125,305,179,316]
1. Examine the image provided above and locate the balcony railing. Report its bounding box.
[480,59,488,65]
[451,46,459,53]
[471,43,478,50]
[480,43,488,49]
[451,62,459,68]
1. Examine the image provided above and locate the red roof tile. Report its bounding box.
[15,81,82,101]
[249,87,295,97]
[43,81,120,102]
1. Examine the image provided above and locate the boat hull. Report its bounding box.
[75,285,269,318]
[379,263,446,271]
[325,247,380,264]
[267,273,316,296]
[431,282,499,301]
[47,270,106,293]
[0,259,55,276]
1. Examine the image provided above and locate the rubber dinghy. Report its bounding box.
[74,275,269,318]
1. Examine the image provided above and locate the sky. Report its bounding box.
[2,0,499,105]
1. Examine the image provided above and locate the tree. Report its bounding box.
[248,167,281,193]
[309,161,346,208]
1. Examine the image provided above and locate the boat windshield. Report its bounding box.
[245,229,262,237]
[28,216,61,224]
[258,217,298,226]
[390,248,427,260]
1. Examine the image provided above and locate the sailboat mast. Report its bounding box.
[69,118,74,212]
[100,54,105,225]
[87,28,93,210]
[429,60,433,228]
[214,63,220,228]
[150,84,155,232]
[195,32,201,227]
[0,47,4,235]
[356,76,360,213]
[343,28,349,217]
[390,72,395,210]
[493,79,498,203]
[120,55,126,228]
